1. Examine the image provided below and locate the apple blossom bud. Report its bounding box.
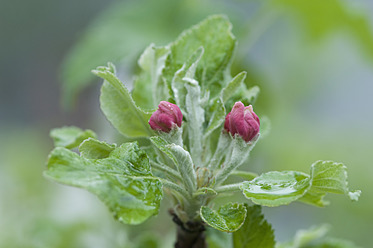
[224,102,260,142]
[149,101,183,132]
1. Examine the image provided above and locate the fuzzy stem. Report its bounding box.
[151,161,183,181]
[160,178,191,201]
[215,183,242,193]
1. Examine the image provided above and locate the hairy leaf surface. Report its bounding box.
[45,142,163,225]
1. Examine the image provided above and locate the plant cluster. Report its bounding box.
[45,15,360,247]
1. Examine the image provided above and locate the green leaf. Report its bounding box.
[184,78,205,165]
[299,161,361,206]
[221,71,247,103]
[92,63,153,138]
[200,203,246,233]
[226,85,260,110]
[164,15,236,99]
[241,160,360,207]
[44,142,163,225]
[277,225,361,248]
[171,47,204,113]
[79,138,116,159]
[215,135,259,186]
[132,44,170,110]
[50,126,97,149]
[207,132,232,169]
[233,204,275,248]
[240,171,310,207]
[60,0,191,108]
[206,227,232,248]
[150,136,196,194]
[204,98,226,138]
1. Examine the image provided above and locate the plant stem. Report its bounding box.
[215,183,242,193]
[170,209,207,248]
[159,178,191,201]
[151,161,182,181]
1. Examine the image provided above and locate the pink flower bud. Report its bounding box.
[149,101,183,132]
[224,102,260,142]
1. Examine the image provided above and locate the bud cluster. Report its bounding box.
[149,101,260,143]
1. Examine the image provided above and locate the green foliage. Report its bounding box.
[277,225,361,248]
[150,136,197,195]
[200,203,247,233]
[79,138,116,159]
[163,15,236,100]
[221,71,247,103]
[45,142,163,225]
[60,0,373,108]
[50,126,96,149]
[92,63,153,138]
[171,47,203,113]
[206,227,232,248]
[46,14,363,247]
[233,205,275,248]
[60,0,195,108]
[132,44,170,110]
[241,161,360,207]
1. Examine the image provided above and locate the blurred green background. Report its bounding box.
[1,0,372,247]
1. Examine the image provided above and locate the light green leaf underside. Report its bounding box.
[45,142,163,225]
[241,160,360,207]
[132,44,170,110]
[150,136,196,194]
[233,204,275,248]
[200,202,246,233]
[184,78,205,165]
[171,47,204,114]
[50,126,97,149]
[164,15,236,99]
[92,63,153,138]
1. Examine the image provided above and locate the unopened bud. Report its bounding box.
[224,102,260,142]
[149,101,183,133]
